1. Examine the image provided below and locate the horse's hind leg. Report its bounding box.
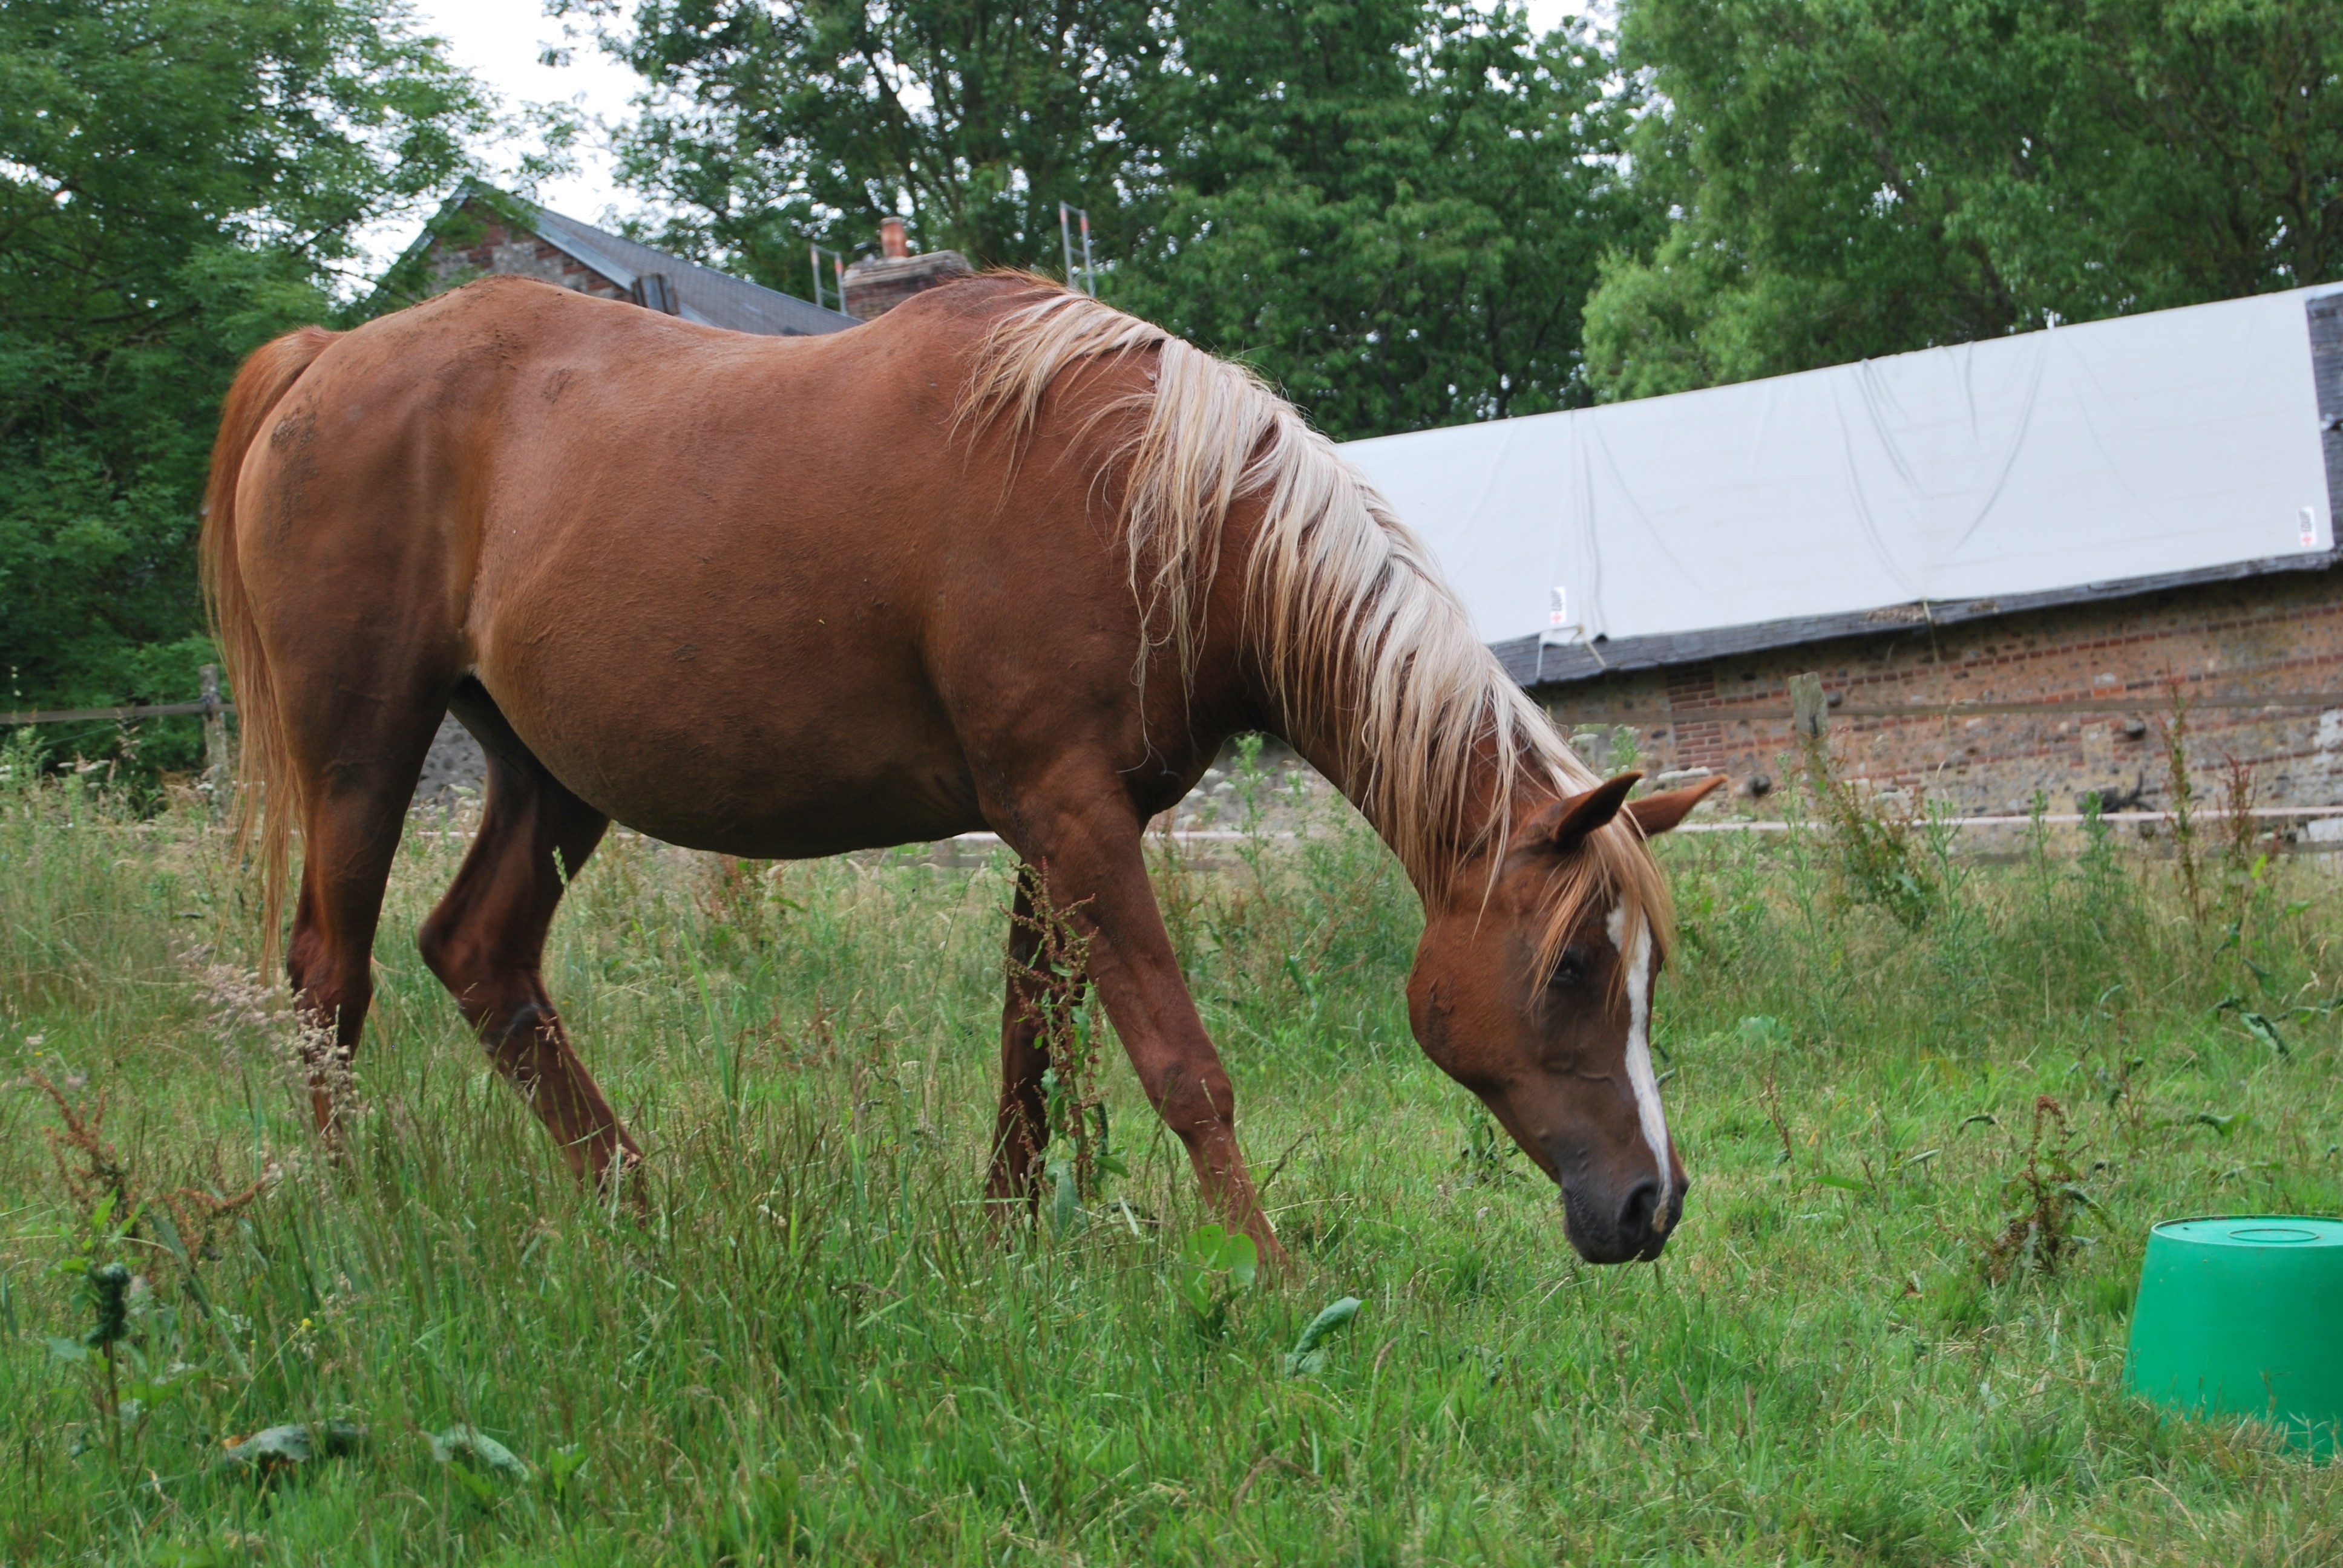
[417,705,640,1190]
[281,710,442,1141]
[986,863,1089,1211]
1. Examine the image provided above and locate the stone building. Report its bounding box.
[1512,563,2343,821]
[386,185,862,337]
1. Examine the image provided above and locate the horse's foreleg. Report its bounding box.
[418,745,640,1196]
[1011,807,1287,1270]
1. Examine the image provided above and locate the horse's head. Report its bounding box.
[1407,771,1721,1264]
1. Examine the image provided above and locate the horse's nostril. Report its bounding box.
[1617,1179,1661,1242]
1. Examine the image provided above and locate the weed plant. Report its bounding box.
[2,746,2341,1564]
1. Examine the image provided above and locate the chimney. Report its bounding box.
[841,218,973,321]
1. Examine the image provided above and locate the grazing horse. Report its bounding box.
[202,272,1720,1266]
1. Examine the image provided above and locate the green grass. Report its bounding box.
[3,751,2341,1565]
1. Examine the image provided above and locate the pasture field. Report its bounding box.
[4,744,2341,1566]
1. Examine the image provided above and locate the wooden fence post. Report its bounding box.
[200,663,228,814]
[1789,672,1828,740]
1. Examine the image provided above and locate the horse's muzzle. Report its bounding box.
[1561,1172,1688,1264]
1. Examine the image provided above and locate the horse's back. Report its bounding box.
[234,275,1175,854]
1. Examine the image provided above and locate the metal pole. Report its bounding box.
[808,246,850,313]
[1060,202,1076,290]
[1080,207,1094,296]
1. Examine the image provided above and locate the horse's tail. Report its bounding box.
[200,324,337,975]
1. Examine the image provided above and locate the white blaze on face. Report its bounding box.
[1605,902,1671,1217]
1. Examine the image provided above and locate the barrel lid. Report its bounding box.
[2152,1215,2343,1248]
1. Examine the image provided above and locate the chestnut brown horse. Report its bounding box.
[202,271,1720,1266]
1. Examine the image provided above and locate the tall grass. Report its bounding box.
[2,741,2339,1565]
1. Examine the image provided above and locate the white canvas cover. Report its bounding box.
[1343,286,2342,649]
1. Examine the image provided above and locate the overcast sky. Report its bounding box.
[377,0,1596,266]
[402,0,640,223]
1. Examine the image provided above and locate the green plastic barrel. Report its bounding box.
[2125,1216,2343,1456]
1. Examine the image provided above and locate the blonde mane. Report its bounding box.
[958,281,1672,962]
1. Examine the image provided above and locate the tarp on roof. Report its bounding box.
[528,205,856,338]
[1342,286,2343,659]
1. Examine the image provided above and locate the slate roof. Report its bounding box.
[1488,544,2343,687]
[387,184,856,338]
[525,204,857,337]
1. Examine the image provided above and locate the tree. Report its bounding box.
[0,0,487,765]
[1112,1,1642,437]
[596,0,1162,273]
[601,0,1639,439]
[1584,0,2343,400]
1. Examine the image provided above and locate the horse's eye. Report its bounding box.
[1549,944,1592,991]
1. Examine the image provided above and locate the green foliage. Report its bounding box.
[0,0,488,762]
[1586,0,2343,399]
[591,0,2343,425]
[598,0,1642,437]
[1109,2,1646,437]
[1175,1223,1259,1334]
[704,1454,804,1563]
[1283,1295,1362,1376]
[1794,728,1938,932]
[5,774,2343,1560]
[597,0,1161,272]
[1980,1097,2099,1283]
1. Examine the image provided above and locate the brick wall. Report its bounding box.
[1538,565,2343,815]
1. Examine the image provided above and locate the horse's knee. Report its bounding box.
[417,909,508,1017]
[1145,1059,1236,1140]
[286,932,369,1042]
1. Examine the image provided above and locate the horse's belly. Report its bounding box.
[548,727,983,857]
[486,648,986,858]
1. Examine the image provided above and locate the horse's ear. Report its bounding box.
[1625,774,1727,837]
[1520,773,1640,855]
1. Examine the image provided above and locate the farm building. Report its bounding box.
[1346,286,2343,823]
[386,186,859,336]
[382,186,974,335]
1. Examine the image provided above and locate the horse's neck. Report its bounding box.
[1274,704,1513,893]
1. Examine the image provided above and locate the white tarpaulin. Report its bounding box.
[1343,286,2342,650]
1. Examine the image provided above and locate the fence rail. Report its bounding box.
[4,663,235,728]
[1,697,233,726]
[9,690,2340,730]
